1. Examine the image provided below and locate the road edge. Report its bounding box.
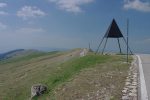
[137,55,148,100]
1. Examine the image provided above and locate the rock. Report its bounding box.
[128,86,136,89]
[80,49,88,57]
[121,56,138,100]
[31,84,47,98]
[126,79,130,82]
[129,93,137,97]
[132,82,137,86]
[131,89,137,93]
[125,82,130,85]
[122,96,129,100]
[122,89,127,93]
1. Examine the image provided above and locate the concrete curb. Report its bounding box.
[137,55,148,100]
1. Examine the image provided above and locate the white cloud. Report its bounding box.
[17,6,46,19]
[0,3,8,15]
[0,22,7,30]
[49,0,94,13]
[124,0,150,12]
[0,2,7,8]
[0,11,8,15]
[16,27,45,34]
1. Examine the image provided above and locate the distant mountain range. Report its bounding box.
[0,49,43,60]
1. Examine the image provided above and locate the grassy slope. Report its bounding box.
[0,49,131,100]
[36,55,131,100]
[54,54,131,100]
[0,49,82,100]
[0,51,58,64]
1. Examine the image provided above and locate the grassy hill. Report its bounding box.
[0,49,45,61]
[0,49,131,100]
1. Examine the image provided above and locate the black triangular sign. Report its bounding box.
[104,19,123,38]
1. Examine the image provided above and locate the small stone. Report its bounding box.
[122,96,129,100]
[31,84,47,98]
[128,73,131,76]
[129,93,136,97]
[123,87,128,91]
[125,82,130,85]
[128,86,136,89]
[87,93,90,97]
[122,89,127,93]
[132,82,137,86]
[129,93,137,97]
[131,89,137,93]
[126,78,131,81]
[133,75,137,78]
[96,93,99,96]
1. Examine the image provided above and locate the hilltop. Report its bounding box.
[0,48,131,100]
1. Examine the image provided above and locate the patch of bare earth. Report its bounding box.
[54,63,128,100]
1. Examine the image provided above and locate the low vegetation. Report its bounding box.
[0,49,132,100]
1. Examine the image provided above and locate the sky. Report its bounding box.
[0,0,150,54]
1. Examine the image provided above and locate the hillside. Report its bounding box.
[0,49,24,60]
[0,49,45,61]
[0,49,131,100]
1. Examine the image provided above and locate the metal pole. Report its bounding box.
[117,38,122,54]
[95,36,105,54]
[123,37,133,55]
[102,38,108,54]
[127,19,129,63]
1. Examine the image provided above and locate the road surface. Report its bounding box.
[139,54,150,100]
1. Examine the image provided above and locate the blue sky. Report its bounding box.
[0,0,150,53]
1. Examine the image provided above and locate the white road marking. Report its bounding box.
[137,55,148,100]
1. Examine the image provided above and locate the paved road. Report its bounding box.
[139,54,150,100]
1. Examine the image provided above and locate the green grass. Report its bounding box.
[0,49,132,100]
[35,54,132,100]
[45,55,109,88]
[53,55,131,100]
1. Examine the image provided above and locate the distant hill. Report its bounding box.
[0,49,44,61]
